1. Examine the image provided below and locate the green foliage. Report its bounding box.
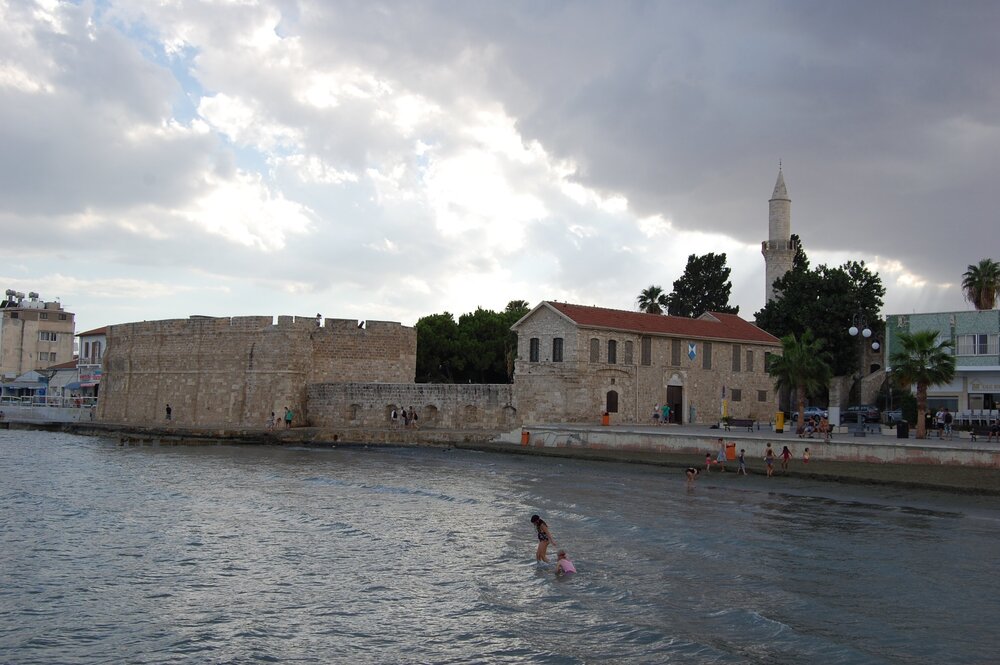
[961,258,1000,310]
[637,285,668,314]
[665,253,739,317]
[415,300,530,384]
[889,330,956,439]
[755,239,885,377]
[767,330,833,425]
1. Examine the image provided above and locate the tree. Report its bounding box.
[414,313,459,382]
[755,240,885,377]
[889,330,956,439]
[767,330,833,427]
[665,253,739,317]
[415,300,531,384]
[636,285,668,314]
[961,258,1000,310]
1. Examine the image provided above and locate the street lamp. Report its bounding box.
[848,313,881,405]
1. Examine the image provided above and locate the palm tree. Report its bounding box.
[767,330,833,428]
[961,258,1000,310]
[890,330,956,439]
[637,285,668,314]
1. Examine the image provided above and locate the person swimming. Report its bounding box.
[555,550,576,576]
[530,514,556,562]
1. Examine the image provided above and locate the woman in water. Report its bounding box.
[530,515,556,562]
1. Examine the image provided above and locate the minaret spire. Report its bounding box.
[761,164,796,303]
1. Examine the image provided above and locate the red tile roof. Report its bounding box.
[76,326,108,336]
[543,302,781,344]
[46,359,79,370]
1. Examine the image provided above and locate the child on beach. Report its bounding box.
[685,467,700,484]
[705,452,714,471]
[530,515,556,562]
[803,447,811,464]
[716,439,727,472]
[764,444,775,477]
[555,550,576,576]
[737,449,748,475]
[780,445,792,471]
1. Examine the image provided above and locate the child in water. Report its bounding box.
[555,550,576,576]
[803,447,811,464]
[530,515,556,562]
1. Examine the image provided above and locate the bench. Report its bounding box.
[724,418,755,432]
[845,421,879,437]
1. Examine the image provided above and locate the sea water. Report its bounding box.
[1,430,998,664]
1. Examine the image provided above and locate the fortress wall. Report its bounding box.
[97,315,416,427]
[307,383,517,430]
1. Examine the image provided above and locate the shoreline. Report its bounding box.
[8,420,1000,497]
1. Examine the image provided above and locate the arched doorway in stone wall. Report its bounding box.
[349,403,362,424]
[606,390,619,413]
[666,373,684,424]
[422,405,439,427]
[501,405,516,427]
[464,404,478,427]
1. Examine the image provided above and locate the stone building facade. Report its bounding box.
[97,315,416,427]
[511,302,782,425]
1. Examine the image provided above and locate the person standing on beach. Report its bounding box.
[530,515,556,562]
[764,444,775,477]
[653,403,661,425]
[716,439,727,471]
[737,449,748,475]
[662,403,671,424]
[284,407,293,429]
[780,445,792,471]
[165,404,172,421]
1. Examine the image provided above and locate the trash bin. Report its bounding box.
[601,412,610,426]
[775,412,784,433]
[521,430,530,446]
[725,442,736,461]
[896,420,909,439]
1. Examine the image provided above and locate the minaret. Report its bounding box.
[761,165,797,303]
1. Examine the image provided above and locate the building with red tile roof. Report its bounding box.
[511,301,782,426]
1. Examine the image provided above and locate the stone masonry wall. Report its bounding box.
[308,383,517,430]
[97,315,416,427]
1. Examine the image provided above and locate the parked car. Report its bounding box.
[792,406,828,422]
[841,405,881,424]
[884,409,903,425]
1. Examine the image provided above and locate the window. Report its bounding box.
[731,389,742,402]
[758,390,768,402]
[50,352,57,362]
[84,342,90,359]
[623,340,633,365]
[671,339,681,366]
[607,340,617,364]
[39,331,58,342]
[94,341,102,360]
[702,341,713,369]
[641,337,652,365]
[732,344,742,372]
[956,334,999,356]
[552,337,563,362]
[10,312,17,319]
[59,314,67,320]
[590,338,600,363]
[746,350,755,372]
[764,351,772,371]
[39,312,48,320]
[529,338,540,362]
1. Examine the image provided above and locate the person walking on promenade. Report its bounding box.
[780,445,792,472]
[737,449,748,475]
[661,403,671,424]
[653,403,661,425]
[530,515,556,562]
[165,404,172,421]
[990,420,1000,443]
[764,444,775,477]
[267,412,275,430]
[284,406,293,429]
[935,408,945,438]
[943,408,953,439]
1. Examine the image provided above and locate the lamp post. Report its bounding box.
[848,313,881,406]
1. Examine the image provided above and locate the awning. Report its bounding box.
[80,383,98,389]
[65,382,82,390]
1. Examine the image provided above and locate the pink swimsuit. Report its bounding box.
[558,558,577,574]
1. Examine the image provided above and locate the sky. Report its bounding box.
[2,0,998,335]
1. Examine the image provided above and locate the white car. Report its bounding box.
[792,406,828,422]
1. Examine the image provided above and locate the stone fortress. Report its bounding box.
[96,169,792,432]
